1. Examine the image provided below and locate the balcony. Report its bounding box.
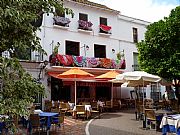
[53,16,71,28]
[49,54,126,69]
[99,24,112,35]
[132,64,140,71]
[78,20,93,32]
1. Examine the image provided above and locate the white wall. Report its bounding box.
[36,0,151,100]
[37,0,149,65]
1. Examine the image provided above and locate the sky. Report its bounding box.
[89,0,179,22]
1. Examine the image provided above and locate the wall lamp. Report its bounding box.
[112,49,115,53]
[81,44,89,56]
[38,60,49,81]
[81,44,89,50]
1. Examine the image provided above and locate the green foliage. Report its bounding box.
[0,57,45,131]
[0,0,73,56]
[137,6,180,83]
[116,50,124,60]
[53,43,60,55]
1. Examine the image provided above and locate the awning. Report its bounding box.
[47,71,122,87]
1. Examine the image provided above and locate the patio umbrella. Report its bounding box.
[95,70,121,107]
[57,67,94,105]
[115,71,161,85]
[114,71,161,110]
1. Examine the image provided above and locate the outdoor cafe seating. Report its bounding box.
[73,105,87,119]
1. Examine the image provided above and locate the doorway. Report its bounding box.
[96,86,111,101]
[51,77,71,102]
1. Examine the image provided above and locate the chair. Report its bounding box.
[44,101,52,112]
[66,103,74,116]
[52,111,65,130]
[29,114,46,134]
[145,109,156,130]
[136,101,144,120]
[113,100,120,110]
[53,101,59,108]
[144,99,154,109]
[118,100,126,109]
[51,108,60,113]
[103,101,112,112]
[91,101,98,110]
[82,102,90,105]
[60,102,69,114]
[74,105,87,119]
[91,103,101,119]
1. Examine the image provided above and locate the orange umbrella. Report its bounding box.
[57,67,94,105]
[95,70,122,107]
[95,70,120,80]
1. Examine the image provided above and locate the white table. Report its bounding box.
[73,105,92,111]
[160,114,180,135]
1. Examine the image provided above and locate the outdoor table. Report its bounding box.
[73,105,92,112]
[155,109,175,115]
[160,114,180,135]
[73,105,92,119]
[39,112,59,130]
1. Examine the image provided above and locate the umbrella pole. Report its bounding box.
[111,82,113,108]
[142,80,146,129]
[75,80,77,106]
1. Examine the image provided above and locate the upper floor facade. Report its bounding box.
[3,0,150,72]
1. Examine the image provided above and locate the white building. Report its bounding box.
[12,0,165,107]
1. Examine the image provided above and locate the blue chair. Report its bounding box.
[52,112,65,130]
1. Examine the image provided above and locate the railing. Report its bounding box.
[53,16,71,27]
[78,20,93,31]
[49,54,126,69]
[132,64,140,71]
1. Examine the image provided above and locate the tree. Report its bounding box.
[0,0,73,57]
[0,57,45,133]
[137,6,180,102]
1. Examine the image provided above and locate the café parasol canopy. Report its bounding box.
[95,70,121,107]
[114,71,161,87]
[57,67,94,105]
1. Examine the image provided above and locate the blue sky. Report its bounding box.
[152,0,179,5]
[89,0,179,22]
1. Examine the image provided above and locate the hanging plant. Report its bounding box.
[116,50,125,60]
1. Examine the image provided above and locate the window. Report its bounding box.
[150,84,161,102]
[79,13,88,21]
[15,48,31,60]
[133,27,138,43]
[78,13,92,30]
[100,17,110,34]
[135,87,146,99]
[100,17,107,25]
[65,40,80,56]
[132,52,140,71]
[94,44,106,58]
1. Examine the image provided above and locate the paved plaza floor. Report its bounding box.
[88,110,162,135]
[18,109,168,135]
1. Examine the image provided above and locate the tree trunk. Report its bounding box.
[175,85,180,104]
